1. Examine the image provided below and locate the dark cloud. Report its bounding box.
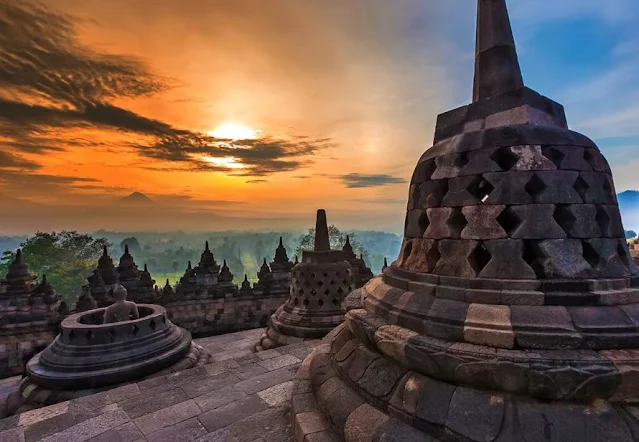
[339,173,406,188]
[246,179,269,184]
[0,169,98,195]
[0,151,41,170]
[0,1,330,178]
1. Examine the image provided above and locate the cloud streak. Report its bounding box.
[0,1,330,180]
[339,173,406,188]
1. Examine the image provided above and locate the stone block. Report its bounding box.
[553,204,600,238]
[134,400,200,436]
[414,376,455,427]
[536,239,591,278]
[441,176,483,207]
[457,146,502,175]
[583,238,631,278]
[357,356,407,399]
[424,298,469,342]
[510,205,565,239]
[373,418,437,442]
[542,145,590,171]
[449,129,486,154]
[461,205,508,239]
[194,384,247,413]
[146,417,207,442]
[325,384,365,430]
[433,240,479,278]
[479,239,536,279]
[345,346,381,383]
[446,387,505,442]
[431,154,468,179]
[511,306,582,348]
[517,400,633,442]
[483,171,534,204]
[294,411,330,441]
[525,171,582,204]
[463,304,515,349]
[402,239,440,274]
[343,403,390,442]
[424,208,457,239]
[578,172,615,204]
[510,145,556,171]
[198,395,270,433]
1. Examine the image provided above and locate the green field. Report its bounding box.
[153,272,182,287]
[241,251,259,284]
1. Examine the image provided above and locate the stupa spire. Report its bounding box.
[473,0,523,102]
[314,209,330,252]
[205,241,209,251]
[102,245,108,257]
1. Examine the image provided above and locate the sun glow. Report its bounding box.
[208,123,259,140]
[202,156,246,169]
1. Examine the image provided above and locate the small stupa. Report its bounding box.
[292,1,639,441]
[259,210,354,350]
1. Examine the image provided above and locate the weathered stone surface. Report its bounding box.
[479,239,536,279]
[446,387,504,441]
[464,304,514,349]
[414,377,455,427]
[517,400,633,442]
[511,306,582,348]
[461,205,507,239]
[433,240,479,278]
[509,205,566,239]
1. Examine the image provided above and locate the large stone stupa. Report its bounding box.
[292,1,639,441]
[259,210,355,350]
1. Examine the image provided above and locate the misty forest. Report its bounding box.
[0,228,401,306]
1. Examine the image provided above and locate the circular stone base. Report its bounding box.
[292,323,639,442]
[257,325,316,351]
[10,342,211,415]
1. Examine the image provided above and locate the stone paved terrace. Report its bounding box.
[0,328,322,442]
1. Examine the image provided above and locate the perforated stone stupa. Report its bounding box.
[292,1,639,441]
[259,210,354,350]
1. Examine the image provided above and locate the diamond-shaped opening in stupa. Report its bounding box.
[595,207,611,235]
[490,146,519,171]
[553,205,576,234]
[582,241,601,269]
[573,175,589,200]
[497,207,522,236]
[468,242,492,274]
[466,176,495,203]
[541,146,566,169]
[524,173,547,200]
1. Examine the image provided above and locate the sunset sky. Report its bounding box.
[1,0,639,234]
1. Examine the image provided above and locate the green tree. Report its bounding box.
[295,225,368,260]
[0,231,110,306]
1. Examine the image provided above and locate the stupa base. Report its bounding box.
[292,322,639,442]
[2,342,212,417]
[257,323,320,351]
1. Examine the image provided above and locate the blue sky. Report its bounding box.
[509,0,639,191]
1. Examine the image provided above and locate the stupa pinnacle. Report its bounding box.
[292,1,639,441]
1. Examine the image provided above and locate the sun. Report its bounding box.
[208,123,259,141]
